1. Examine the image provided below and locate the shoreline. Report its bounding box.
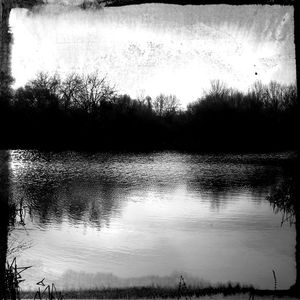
[19,287,299,299]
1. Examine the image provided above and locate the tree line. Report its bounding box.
[0,72,297,151]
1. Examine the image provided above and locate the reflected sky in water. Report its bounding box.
[8,151,296,290]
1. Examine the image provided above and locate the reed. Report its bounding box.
[5,258,31,300]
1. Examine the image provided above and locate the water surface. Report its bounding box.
[8,150,296,290]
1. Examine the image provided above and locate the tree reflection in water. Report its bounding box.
[0,151,33,299]
[0,151,9,299]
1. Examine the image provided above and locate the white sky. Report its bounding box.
[9,4,296,106]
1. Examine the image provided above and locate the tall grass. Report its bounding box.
[5,258,31,300]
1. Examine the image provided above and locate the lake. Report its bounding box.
[7,150,296,290]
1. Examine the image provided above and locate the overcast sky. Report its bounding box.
[9,3,296,106]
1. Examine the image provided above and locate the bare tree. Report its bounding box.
[60,73,83,111]
[206,80,230,99]
[153,94,181,117]
[20,72,62,109]
[249,81,267,104]
[30,72,61,95]
[281,84,297,111]
[58,73,115,113]
[265,81,284,112]
[71,73,115,113]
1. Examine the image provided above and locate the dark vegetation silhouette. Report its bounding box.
[0,73,297,151]
[20,283,256,299]
[19,282,297,299]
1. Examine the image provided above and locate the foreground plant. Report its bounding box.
[5,258,31,300]
[34,280,64,300]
